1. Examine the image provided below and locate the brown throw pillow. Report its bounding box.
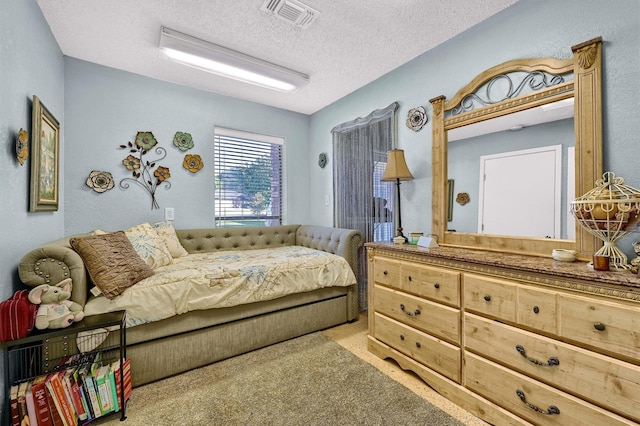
[70,231,154,299]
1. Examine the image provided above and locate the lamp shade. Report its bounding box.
[381,149,414,181]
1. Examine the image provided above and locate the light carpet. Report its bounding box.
[91,323,476,425]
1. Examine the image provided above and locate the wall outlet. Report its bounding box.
[164,207,175,221]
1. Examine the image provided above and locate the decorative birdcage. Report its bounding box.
[571,172,640,271]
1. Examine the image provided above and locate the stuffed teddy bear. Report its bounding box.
[28,278,85,329]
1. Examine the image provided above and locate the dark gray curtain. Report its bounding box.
[332,102,398,311]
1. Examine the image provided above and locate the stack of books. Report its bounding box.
[9,354,132,426]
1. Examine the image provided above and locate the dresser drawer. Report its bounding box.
[464,274,517,322]
[517,286,557,333]
[465,313,640,422]
[400,263,461,307]
[465,353,635,426]
[374,312,461,382]
[374,284,460,344]
[558,294,640,360]
[373,257,400,287]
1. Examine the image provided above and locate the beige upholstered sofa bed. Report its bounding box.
[18,224,363,386]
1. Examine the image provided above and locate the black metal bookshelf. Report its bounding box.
[2,310,128,423]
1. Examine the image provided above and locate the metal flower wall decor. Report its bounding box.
[406,106,428,132]
[119,131,171,209]
[173,131,194,151]
[86,170,115,193]
[183,154,204,173]
[16,128,29,166]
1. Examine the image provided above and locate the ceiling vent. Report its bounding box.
[261,0,320,29]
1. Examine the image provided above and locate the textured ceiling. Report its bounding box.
[37,0,518,115]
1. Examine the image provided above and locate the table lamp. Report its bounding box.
[381,149,414,243]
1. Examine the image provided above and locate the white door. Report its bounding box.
[478,145,562,238]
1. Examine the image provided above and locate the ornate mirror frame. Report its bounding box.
[430,37,602,259]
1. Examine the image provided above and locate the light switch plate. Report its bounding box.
[164,207,175,221]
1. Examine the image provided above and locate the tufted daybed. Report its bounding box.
[18,224,363,386]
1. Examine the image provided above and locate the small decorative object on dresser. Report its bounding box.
[409,232,423,245]
[571,171,640,271]
[631,241,640,273]
[551,249,577,262]
[592,254,610,271]
[416,234,438,248]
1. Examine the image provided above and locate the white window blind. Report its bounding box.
[214,127,283,227]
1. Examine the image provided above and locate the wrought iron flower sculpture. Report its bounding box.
[183,154,204,173]
[406,106,427,132]
[173,131,194,151]
[119,131,171,209]
[86,170,115,193]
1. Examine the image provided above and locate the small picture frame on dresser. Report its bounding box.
[417,235,439,248]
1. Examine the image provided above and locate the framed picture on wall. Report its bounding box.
[30,95,60,212]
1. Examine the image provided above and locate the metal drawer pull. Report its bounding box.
[399,304,421,317]
[483,294,492,302]
[515,345,560,367]
[516,389,560,415]
[533,305,540,314]
[415,342,421,348]
[594,322,606,331]
[383,270,388,275]
[400,334,405,341]
[434,283,440,289]
[408,275,413,282]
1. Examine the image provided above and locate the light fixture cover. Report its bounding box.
[382,149,414,181]
[159,27,309,93]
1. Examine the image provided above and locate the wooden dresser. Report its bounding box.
[367,243,640,425]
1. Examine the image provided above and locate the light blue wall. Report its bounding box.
[309,0,640,256]
[0,1,65,298]
[0,0,65,410]
[64,59,310,234]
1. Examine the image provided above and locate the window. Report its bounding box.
[214,127,283,227]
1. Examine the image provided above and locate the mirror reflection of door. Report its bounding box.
[478,145,562,238]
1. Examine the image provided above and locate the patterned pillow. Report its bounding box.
[70,231,154,299]
[152,221,188,258]
[124,223,173,269]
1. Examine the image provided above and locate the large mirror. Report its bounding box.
[430,37,602,259]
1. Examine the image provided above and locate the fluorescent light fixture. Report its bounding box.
[540,97,574,111]
[159,27,309,93]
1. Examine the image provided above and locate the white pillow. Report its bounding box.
[124,222,173,269]
[152,220,188,258]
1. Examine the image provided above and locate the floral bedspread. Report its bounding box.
[83,246,356,327]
